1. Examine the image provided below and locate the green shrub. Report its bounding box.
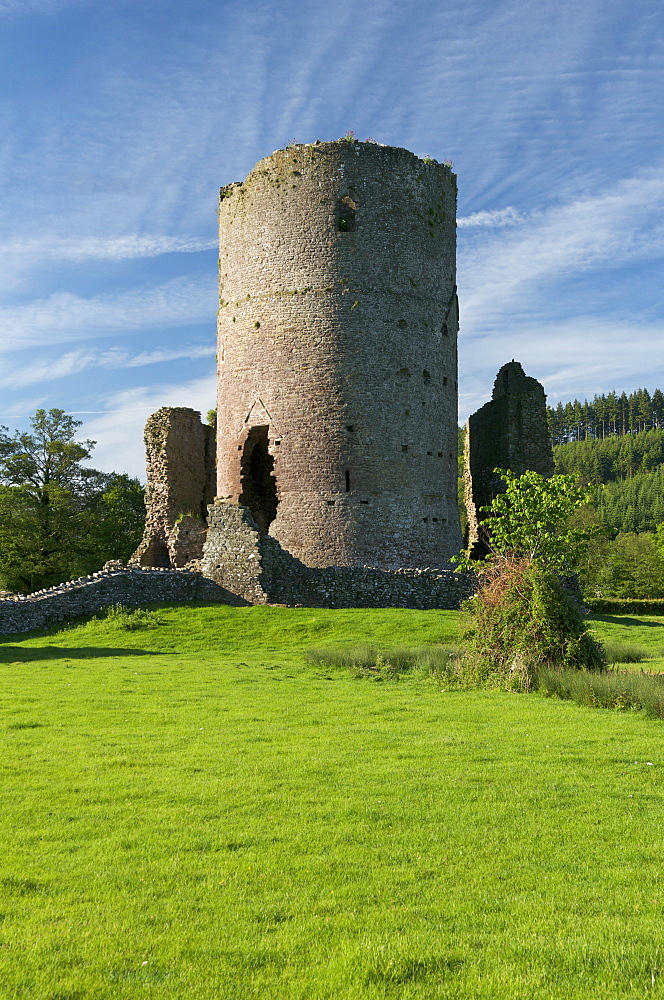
[539,667,664,718]
[459,558,605,691]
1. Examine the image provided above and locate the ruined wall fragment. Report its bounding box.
[130,407,216,568]
[464,361,554,556]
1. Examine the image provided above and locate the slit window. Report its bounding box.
[337,195,357,232]
[345,470,351,492]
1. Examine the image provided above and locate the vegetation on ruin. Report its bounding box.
[2,603,664,999]
[0,409,144,593]
[456,469,604,687]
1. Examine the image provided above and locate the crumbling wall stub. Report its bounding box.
[200,499,472,609]
[130,407,216,568]
[464,361,554,556]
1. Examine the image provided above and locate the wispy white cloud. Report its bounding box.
[82,375,217,480]
[459,166,664,332]
[1,343,215,389]
[459,316,664,421]
[0,234,216,264]
[0,275,216,352]
[458,207,524,228]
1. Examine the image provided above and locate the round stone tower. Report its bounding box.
[215,140,461,570]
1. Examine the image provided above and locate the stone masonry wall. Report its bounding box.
[0,567,243,636]
[201,499,472,610]
[131,407,216,568]
[216,140,462,571]
[464,361,554,555]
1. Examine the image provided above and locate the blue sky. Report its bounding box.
[0,0,662,479]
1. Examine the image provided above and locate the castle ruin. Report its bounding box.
[133,140,469,606]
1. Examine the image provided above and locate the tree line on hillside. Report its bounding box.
[0,409,144,594]
[547,387,664,445]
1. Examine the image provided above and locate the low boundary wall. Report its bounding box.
[0,568,243,636]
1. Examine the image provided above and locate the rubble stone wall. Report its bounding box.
[0,568,242,636]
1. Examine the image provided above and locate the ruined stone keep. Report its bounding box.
[464,360,554,555]
[130,140,470,608]
[214,141,462,570]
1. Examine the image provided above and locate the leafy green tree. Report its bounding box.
[581,532,664,599]
[458,468,597,573]
[0,409,144,593]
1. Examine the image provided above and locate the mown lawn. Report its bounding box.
[2,605,664,998]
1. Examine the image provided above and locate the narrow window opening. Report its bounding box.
[239,425,278,535]
[432,518,439,523]
[443,376,448,386]
[437,451,443,457]
[442,323,449,336]
[401,444,408,452]
[427,451,433,456]
[345,470,351,492]
[346,425,354,432]
[423,369,431,383]
[360,499,369,505]
[327,500,335,506]
[337,195,357,232]
[423,517,429,523]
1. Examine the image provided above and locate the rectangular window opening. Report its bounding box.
[345,470,351,492]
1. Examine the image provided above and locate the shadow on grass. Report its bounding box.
[0,645,165,662]
[590,615,664,629]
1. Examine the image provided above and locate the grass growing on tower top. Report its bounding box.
[1,604,664,998]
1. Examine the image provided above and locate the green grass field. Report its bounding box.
[2,605,664,998]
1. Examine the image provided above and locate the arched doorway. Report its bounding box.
[239,426,278,535]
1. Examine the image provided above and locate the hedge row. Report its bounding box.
[586,598,664,616]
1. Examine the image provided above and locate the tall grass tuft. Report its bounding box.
[539,667,664,718]
[93,604,163,631]
[304,644,459,682]
[602,641,649,664]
